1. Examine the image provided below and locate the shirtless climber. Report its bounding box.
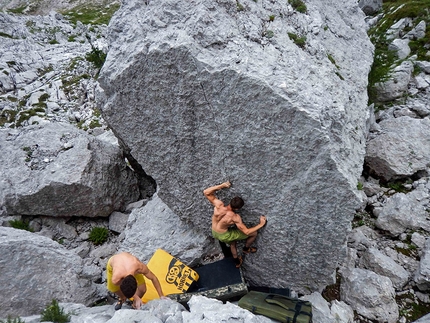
[106,252,166,310]
[203,181,267,268]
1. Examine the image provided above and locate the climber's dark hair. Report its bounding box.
[120,275,137,298]
[230,196,244,210]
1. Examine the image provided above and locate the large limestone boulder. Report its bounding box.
[365,116,430,181]
[98,0,373,292]
[0,227,103,317]
[374,60,414,102]
[184,295,272,322]
[358,247,409,290]
[340,267,399,323]
[374,190,430,236]
[358,0,382,16]
[0,122,140,217]
[415,238,430,291]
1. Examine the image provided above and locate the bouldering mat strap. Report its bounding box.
[265,294,296,310]
[265,294,311,323]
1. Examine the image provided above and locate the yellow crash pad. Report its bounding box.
[142,249,199,302]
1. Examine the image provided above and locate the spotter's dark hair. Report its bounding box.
[120,275,137,298]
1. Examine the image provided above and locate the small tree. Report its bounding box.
[40,299,71,323]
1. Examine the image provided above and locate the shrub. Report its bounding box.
[0,316,25,323]
[85,34,107,70]
[288,0,307,13]
[89,227,109,245]
[85,46,106,69]
[9,219,33,232]
[287,32,306,48]
[264,30,275,38]
[40,299,71,323]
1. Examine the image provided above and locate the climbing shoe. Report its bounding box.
[114,301,123,310]
[234,256,243,268]
[243,246,257,254]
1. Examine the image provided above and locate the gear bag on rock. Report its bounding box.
[238,291,312,323]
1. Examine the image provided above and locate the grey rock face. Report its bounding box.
[374,191,430,236]
[404,20,427,40]
[63,303,116,323]
[365,116,430,181]
[415,239,430,291]
[300,292,354,323]
[388,38,411,59]
[120,193,220,266]
[0,122,140,217]
[98,0,373,293]
[374,60,414,102]
[359,247,409,290]
[108,211,129,233]
[340,267,399,323]
[20,297,274,323]
[414,313,430,323]
[184,295,272,322]
[358,0,382,16]
[0,227,103,318]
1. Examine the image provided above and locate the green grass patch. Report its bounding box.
[410,33,430,61]
[367,43,397,104]
[382,0,430,25]
[264,30,275,38]
[0,109,18,126]
[9,219,33,232]
[62,3,121,26]
[85,46,107,69]
[89,227,109,245]
[67,57,85,72]
[37,64,54,77]
[352,211,374,228]
[61,73,91,99]
[89,119,102,129]
[7,96,18,102]
[7,6,27,14]
[288,0,307,13]
[16,108,45,127]
[287,32,306,48]
[93,108,102,117]
[236,1,245,11]
[327,54,341,69]
[0,316,25,323]
[367,0,430,104]
[382,179,411,193]
[77,120,87,130]
[0,32,14,38]
[39,93,50,102]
